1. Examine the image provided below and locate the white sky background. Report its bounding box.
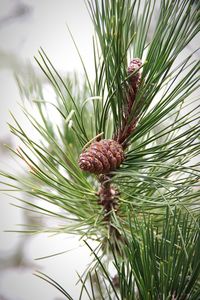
[0,1,95,300]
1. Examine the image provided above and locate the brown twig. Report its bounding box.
[97,174,119,221]
[113,58,142,148]
[94,59,142,242]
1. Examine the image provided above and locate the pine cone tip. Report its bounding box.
[127,58,142,76]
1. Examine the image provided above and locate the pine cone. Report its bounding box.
[78,139,124,174]
[127,58,142,91]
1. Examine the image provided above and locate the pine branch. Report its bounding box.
[35,208,200,299]
[1,0,200,298]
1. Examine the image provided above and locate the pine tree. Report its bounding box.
[1,0,200,299]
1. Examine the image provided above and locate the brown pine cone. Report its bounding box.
[78,139,124,174]
[127,58,142,88]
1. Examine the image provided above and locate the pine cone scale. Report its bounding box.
[78,154,96,172]
[89,149,110,172]
[107,151,117,169]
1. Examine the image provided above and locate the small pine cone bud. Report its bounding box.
[127,58,142,89]
[78,139,124,174]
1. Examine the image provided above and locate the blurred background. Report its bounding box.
[0,1,199,299]
[0,1,95,299]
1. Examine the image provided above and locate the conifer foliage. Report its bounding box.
[1,0,200,299]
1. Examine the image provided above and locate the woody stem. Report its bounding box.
[113,58,142,147]
[98,175,119,222]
